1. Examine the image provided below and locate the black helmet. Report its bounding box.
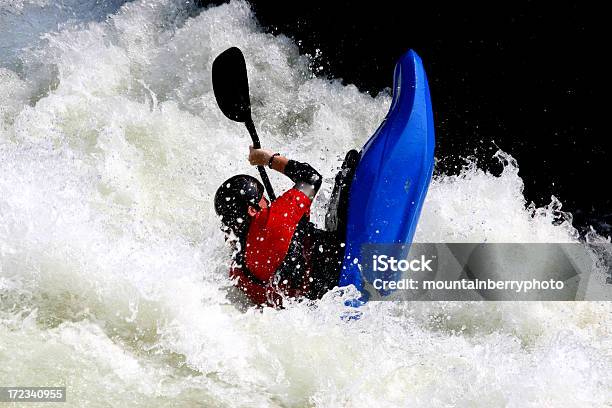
[214,175,264,232]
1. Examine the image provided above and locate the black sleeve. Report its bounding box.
[284,160,323,195]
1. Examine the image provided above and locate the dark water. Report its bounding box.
[198,0,608,236]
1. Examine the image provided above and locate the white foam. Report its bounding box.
[0,1,610,406]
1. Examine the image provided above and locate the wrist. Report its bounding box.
[268,152,281,168]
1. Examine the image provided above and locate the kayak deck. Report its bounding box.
[339,49,435,301]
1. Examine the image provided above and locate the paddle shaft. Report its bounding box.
[245,118,276,201]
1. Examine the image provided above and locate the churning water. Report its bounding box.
[1,1,610,406]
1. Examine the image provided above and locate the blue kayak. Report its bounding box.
[339,49,435,302]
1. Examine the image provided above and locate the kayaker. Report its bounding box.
[215,146,358,307]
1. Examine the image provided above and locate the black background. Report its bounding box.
[199,1,607,235]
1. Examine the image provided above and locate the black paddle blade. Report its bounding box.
[212,47,252,122]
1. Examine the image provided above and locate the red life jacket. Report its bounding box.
[229,188,313,307]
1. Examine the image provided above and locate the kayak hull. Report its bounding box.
[339,50,435,301]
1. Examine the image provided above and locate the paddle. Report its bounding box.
[212,47,276,201]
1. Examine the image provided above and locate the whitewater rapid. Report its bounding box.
[1,0,610,406]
